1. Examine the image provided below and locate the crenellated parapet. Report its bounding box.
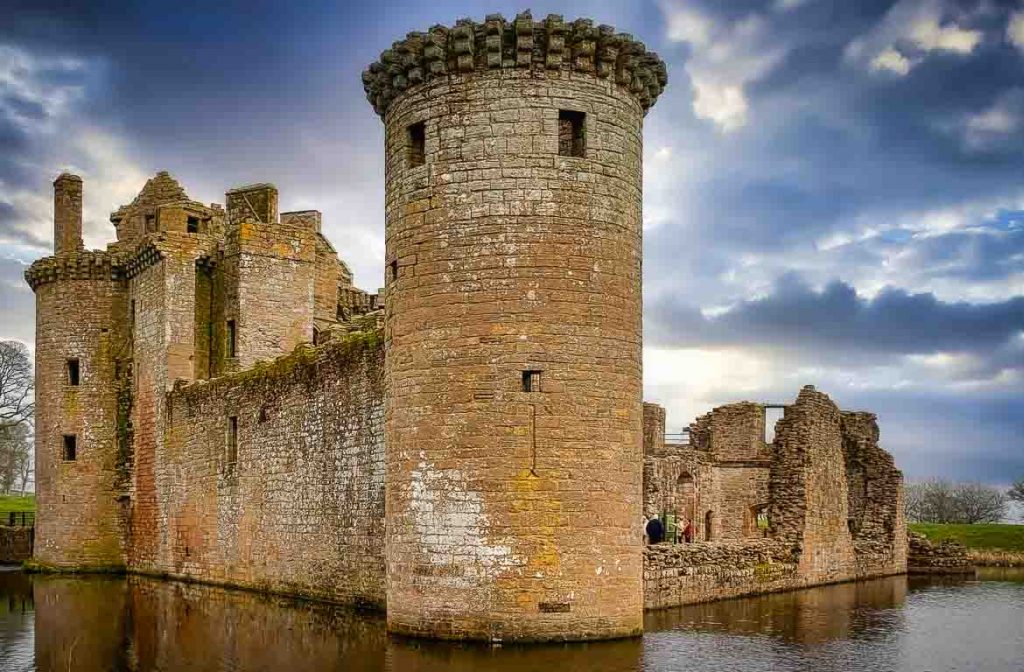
[24,250,124,290]
[362,11,668,117]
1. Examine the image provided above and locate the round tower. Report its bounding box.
[364,12,666,641]
[28,174,126,570]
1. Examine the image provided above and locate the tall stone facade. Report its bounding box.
[365,11,666,641]
[27,172,380,581]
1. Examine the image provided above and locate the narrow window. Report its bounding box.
[522,370,542,392]
[67,358,80,386]
[187,216,199,234]
[226,416,238,465]
[408,121,426,167]
[227,320,237,358]
[62,435,77,462]
[558,110,586,157]
[389,260,399,282]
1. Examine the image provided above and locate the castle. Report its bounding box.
[26,11,906,643]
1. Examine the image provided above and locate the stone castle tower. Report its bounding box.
[363,12,666,640]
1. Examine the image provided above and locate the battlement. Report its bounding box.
[362,11,668,118]
[24,249,123,290]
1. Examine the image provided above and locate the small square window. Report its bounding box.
[187,216,199,234]
[408,121,426,167]
[558,110,586,158]
[522,370,542,393]
[67,358,80,386]
[227,320,237,358]
[227,416,238,465]
[62,435,77,461]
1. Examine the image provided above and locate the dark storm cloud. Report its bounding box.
[649,274,1024,358]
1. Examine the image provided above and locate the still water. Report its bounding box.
[1,568,1022,671]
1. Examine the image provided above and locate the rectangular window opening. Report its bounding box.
[522,370,543,393]
[227,416,238,465]
[187,216,199,234]
[67,358,80,386]
[227,320,237,358]
[389,260,399,282]
[145,214,156,233]
[62,435,77,462]
[558,110,586,158]
[408,121,425,167]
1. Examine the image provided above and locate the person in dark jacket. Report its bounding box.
[645,516,665,544]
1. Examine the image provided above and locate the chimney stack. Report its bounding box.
[53,173,84,254]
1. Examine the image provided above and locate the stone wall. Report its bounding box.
[131,332,386,608]
[0,527,33,563]
[771,386,858,583]
[907,532,974,574]
[643,541,799,609]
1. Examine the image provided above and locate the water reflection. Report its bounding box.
[0,569,1022,671]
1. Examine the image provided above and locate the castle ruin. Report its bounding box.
[26,11,905,643]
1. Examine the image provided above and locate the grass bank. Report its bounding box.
[0,495,35,513]
[909,523,1024,551]
[909,523,1024,566]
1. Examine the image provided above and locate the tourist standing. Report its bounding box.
[646,515,665,544]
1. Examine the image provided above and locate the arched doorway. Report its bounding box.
[676,471,695,528]
[704,510,714,541]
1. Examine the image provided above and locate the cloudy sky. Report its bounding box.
[1,0,1022,486]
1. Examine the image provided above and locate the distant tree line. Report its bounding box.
[0,341,33,495]
[906,479,1010,524]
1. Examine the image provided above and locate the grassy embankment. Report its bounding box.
[0,495,36,513]
[909,522,1024,567]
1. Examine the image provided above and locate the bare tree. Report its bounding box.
[1010,478,1024,506]
[0,341,33,430]
[953,482,1007,524]
[906,478,1007,523]
[906,479,959,523]
[0,423,31,495]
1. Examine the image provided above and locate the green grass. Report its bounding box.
[0,494,35,513]
[909,523,1024,552]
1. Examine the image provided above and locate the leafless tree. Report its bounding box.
[953,482,1007,523]
[0,341,33,430]
[906,478,1007,523]
[0,423,31,495]
[1010,478,1024,506]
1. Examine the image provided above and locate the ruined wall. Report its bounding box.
[376,13,665,640]
[131,333,385,607]
[643,541,798,609]
[771,386,857,582]
[644,402,769,541]
[0,527,33,563]
[28,253,128,569]
[842,412,907,577]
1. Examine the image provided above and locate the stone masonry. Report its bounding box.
[26,9,904,644]
[643,386,907,609]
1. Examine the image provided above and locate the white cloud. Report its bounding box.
[660,3,787,132]
[870,47,914,75]
[1007,10,1024,51]
[963,88,1024,151]
[846,0,983,76]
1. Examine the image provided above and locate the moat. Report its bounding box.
[2,569,1021,671]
